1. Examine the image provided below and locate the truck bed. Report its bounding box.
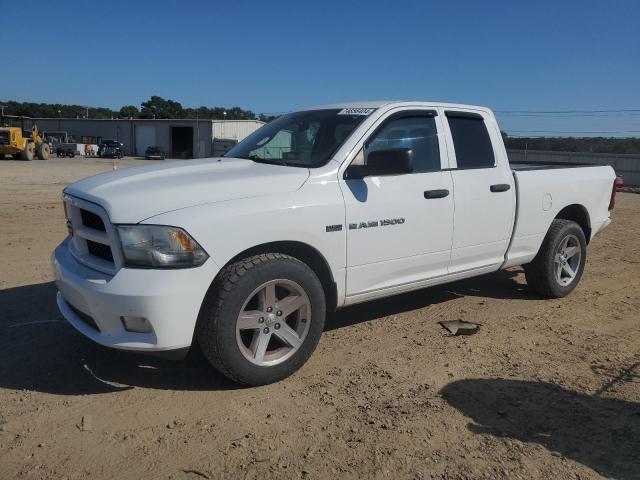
[503,162,615,269]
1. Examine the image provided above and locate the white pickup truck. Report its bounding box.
[53,101,620,385]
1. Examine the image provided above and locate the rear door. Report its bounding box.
[341,109,455,296]
[443,110,515,272]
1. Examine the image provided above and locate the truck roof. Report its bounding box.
[305,100,492,113]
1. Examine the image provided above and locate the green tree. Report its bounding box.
[139,96,184,119]
[258,113,278,123]
[119,105,139,118]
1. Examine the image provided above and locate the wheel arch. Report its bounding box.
[216,241,338,312]
[554,204,591,243]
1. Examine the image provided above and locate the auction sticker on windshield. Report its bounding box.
[337,108,376,115]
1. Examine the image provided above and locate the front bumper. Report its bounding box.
[0,146,19,155]
[52,238,217,352]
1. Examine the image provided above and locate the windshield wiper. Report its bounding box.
[242,155,291,167]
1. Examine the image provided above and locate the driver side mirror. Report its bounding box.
[344,148,414,180]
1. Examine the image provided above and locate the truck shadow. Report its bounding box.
[327,268,537,331]
[0,282,237,395]
[440,378,640,480]
[0,269,537,395]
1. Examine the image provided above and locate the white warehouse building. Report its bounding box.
[33,118,265,159]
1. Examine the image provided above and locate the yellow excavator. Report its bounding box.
[0,115,50,160]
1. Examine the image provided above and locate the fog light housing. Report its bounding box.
[120,316,153,333]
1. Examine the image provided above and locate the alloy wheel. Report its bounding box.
[235,279,311,366]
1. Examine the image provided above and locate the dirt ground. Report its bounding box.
[1,157,638,480]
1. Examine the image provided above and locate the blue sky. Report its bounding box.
[2,0,639,136]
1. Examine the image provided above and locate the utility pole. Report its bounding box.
[0,105,6,117]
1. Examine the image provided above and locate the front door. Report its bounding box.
[341,110,455,297]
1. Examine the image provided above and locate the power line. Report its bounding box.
[496,108,640,118]
[506,130,640,138]
[506,135,639,139]
[495,108,640,113]
[497,112,640,117]
[508,129,640,134]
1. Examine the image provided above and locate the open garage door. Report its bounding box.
[135,126,156,157]
[171,127,193,159]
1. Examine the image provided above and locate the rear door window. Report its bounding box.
[446,113,495,169]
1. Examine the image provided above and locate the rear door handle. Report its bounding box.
[490,184,511,193]
[424,189,450,199]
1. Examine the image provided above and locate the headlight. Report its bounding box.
[116,225,208,268]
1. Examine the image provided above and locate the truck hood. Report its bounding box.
[64,157,310,223]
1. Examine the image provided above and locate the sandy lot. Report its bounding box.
[0,157,638,480]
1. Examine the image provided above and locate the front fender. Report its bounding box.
[144,182,347,305]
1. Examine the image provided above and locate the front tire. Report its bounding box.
[197,253,326,386]
[21,143,35,160]
[524,219,587,298]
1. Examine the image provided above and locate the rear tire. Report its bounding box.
[197,253,326,386]
[36,142,50,160]
[21,143,35,161]
[524,219,587,298]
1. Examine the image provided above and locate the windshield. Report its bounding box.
[225,109,373,167]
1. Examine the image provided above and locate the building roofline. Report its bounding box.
[33,117,266,124]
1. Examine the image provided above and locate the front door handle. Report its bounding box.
[490,184,511,193]
[424,189,450,199]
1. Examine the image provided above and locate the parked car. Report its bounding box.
[53,101,620,386]
[55,144,77,158]
[145,146,165,160]
[98,140,124,159]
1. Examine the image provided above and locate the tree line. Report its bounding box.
[501,133,640,155]
[2,98,639,154]
[0,96,277,123]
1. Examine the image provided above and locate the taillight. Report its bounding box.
[609,176,624,210]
